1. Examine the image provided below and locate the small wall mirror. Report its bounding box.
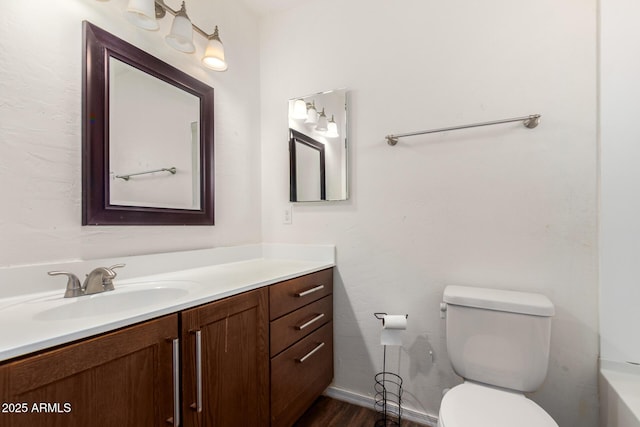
[83,22,214,225]
[288,89,348,202]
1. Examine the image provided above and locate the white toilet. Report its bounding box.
[438,285,559,427]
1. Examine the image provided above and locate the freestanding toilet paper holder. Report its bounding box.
[373,313,407,427]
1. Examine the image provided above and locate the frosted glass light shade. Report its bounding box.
[316,109,328,132]
[292,99,307,120]
[326,115,339,137]
[126,0,158,30]
[165,5,195,53]
[305,102,318,125]
[202,27,227,71]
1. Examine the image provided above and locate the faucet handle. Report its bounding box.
[48,271,83,298]
[102,264,126,291]
[107,263,126,275]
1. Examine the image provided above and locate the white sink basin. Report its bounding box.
[33,282,196,321]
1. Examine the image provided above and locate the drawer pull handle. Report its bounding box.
[190,330,203,413]
[295,284,324,297]
[296,313,325,330]
[297,342,325,363]
[171,338,181,426]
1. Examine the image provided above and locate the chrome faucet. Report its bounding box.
[48,264,125,298]
[83,265,122,294]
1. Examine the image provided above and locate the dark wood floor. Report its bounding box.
[293,396,427,427]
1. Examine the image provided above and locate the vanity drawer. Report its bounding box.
[269,269,333,320]
[271,322,333,427]
[270,295,332,357]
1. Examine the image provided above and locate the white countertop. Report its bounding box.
[0,244,335,362]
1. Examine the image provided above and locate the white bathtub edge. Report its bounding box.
[600,359,640,427]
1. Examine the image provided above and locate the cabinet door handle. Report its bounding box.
[295,284,324,297]
[295,313,325,330]
[190,330,203,413]
[171,338,181,426]
[296,342,325,363]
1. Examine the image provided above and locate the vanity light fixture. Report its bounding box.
[165,2,195,53]
[202,27,227,71]
[113,0,228,70]
[292,99,308,120]
[316,108,328,132]
[126,0,159,30]
[305,101,318,126]
[326,115,339,138]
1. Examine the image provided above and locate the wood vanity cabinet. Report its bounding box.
[0,269,333,427]
[269,268,334,427]
[0,314,178,427]
[180,287,270,427]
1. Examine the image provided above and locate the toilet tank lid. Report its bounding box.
[443,286,555,317]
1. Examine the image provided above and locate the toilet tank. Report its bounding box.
[443,286,555,393]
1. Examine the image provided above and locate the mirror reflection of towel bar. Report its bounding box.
[116,167,177,181]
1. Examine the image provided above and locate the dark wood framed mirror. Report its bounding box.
[289,129,326,202]
[82,21,214,225]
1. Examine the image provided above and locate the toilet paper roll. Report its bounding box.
[380,314,407,346]
[382,315,408,330]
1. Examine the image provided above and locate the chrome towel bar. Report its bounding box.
[386,114,541,146]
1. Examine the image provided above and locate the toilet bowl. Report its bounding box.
[438,382,558,427]
[439,286,558,427]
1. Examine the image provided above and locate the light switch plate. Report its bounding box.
[283,205,292,224]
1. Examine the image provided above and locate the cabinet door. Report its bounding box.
[0,315,178,427]
[181,288,269,427]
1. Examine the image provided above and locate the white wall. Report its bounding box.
[0,0,261,266]
[259,1,598,425]
[600,0,640,365]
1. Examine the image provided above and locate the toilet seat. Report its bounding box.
[438,382,558,427]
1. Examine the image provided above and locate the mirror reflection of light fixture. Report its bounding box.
[292,99,307,120]
[102,0,228,71]
[316,108,328,132]
[326,115,339,138]
[165,1,195,53]
[126,0,159,30]
[305,101,318,126]
[202,27,228,71]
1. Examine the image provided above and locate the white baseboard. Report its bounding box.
[324,386,439,427]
